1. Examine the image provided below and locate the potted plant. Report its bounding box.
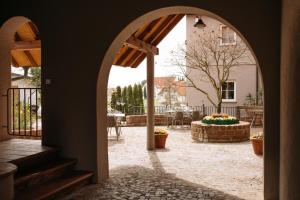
[154,128,168,148]
[250,132,263,155]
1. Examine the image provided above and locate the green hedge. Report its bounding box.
[202,118,239,125]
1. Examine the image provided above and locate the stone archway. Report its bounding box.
[97,4,265,194]
[0,16,41,140]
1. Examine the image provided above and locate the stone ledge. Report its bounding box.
[0,163,17,178]
[126,114,167,126]
[0,162,17,200]
[126,114,193,126]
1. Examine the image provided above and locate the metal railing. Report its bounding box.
[126,105,237,117]
[204,106,237,117]
[128,106,145,115]
[6,88,42,136]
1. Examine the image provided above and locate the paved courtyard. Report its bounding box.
[64,126,263,200]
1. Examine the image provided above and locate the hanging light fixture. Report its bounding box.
[194,16,206,29]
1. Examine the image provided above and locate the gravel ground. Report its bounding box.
[64,126,263,200]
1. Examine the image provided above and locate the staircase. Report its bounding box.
[12,147,93,200]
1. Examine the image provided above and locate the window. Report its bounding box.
[222,81,236,102]
[220,25,236,45]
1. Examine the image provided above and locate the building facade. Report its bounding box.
[185,15,262,108]
[152,76,186,107]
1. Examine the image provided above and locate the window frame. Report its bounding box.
[219,25,237,46]
[221,81,237,102]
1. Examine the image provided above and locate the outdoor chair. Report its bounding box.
[107,115,121,140]
[192,110,201,121]
[165,112,173,127]
[172,111,184,127]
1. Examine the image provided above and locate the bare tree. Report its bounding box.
[171,30,250,113]
[159,78,177,107]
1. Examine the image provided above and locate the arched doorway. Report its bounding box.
[97,5,266,196]
[0,16,42,140]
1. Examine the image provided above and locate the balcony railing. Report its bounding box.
[7,88,42,137]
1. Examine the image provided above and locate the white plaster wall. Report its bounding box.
[186,64,257,106]
[185,15,258,107]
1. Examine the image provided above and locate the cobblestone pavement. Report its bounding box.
[63,126,263,200]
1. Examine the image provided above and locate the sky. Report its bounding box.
[108,16,186,88]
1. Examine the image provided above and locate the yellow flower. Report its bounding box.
[154,128,168,135]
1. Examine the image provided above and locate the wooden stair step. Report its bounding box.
[11,147,61,172]
[15,170,93,200]
[15,158,77,191]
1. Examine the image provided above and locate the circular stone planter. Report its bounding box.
[191,121,250,143]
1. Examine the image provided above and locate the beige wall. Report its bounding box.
[186,15,260,107]
[186,64,257,106]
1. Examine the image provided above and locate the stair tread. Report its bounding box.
[10,147,60,165]
[15,158,77,185]
[16,170,93,200]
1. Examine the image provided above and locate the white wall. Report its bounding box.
[186,15,258,107]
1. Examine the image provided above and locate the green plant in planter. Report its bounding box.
[251,132,263,155]
[154,128,168,148]
[202,113,239,125]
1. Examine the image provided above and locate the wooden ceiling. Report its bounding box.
[113,14,185,68]
[11,21,41,67]
[10,14,184,68]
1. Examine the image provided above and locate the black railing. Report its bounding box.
[126,105,237,117]
[7,88,42,136]
[203,106,237,117]
[127,106,145,115]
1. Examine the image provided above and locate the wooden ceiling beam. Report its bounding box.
[119,49,137,66]
[113,14,184,68]
[12,40,41,51]
[134,19,160,40]
[132,15,184,67]
[124,36,159,55]
[24,51,39,67]
[130,16,183,67]
[115,47,134,66]
[144,15,174,43]
[131,53,146,68]
[152,14,184,46]
[28,22,40,40]
[11,56,19,67]
[120,50,144,67]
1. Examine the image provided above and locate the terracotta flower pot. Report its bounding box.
[155,134,168,148]
[251,138,263,155]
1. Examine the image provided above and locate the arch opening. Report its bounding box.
[97,6,265,199]
[0,16,42,141]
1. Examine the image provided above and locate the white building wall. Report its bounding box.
[186,15,259,107]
